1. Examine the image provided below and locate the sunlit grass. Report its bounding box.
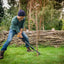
[0,45,64,64]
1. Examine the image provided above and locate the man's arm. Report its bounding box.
[17,18,25,38]
[20,28,23,33]
[17,28,23,38]
[12,20,23,38]
[12,20,20,33]
[21,17,25,29]
[17,24,24,38]
[19,18,25,34]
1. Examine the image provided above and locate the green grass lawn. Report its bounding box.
[0,45,64,64]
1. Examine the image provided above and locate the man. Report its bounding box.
[0,9,32,59]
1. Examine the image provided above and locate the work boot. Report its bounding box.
[27,47,32,52]
[0,51,5,59]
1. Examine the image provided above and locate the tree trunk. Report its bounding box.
[28,1,32,31]
[39,17,42,30]
[35,8,39,56]
[42,0,45,30]
[43,16,44,30]
[19,0,21,10]
[35,1,39,56]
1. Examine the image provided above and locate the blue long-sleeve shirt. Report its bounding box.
[10,16,25,33]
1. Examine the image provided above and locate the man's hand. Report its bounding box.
[17,28,23,38]
[17,32,23,38]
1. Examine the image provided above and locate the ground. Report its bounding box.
[0,45,64,64]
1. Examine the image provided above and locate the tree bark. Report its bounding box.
[42,0,45,30]
[19,0,21,10]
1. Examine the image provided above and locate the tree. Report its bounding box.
[7,0,16,6]
[0,0,4,23]
[19,0,21,10]
[7,0,18,17]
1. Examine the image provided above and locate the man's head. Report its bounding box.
[17,9,25,21]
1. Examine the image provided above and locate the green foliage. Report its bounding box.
[0,0,4,23]
[7,0,16,6]
[7,6,18,17]
[61,19,64,30]
[38,1,61,30]
[0,0,64,31]
[0,10,12,31]
[24,18,28,29]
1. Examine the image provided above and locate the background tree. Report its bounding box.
[0,0,4,23]
[0,0,64,31]
[7,0,18,16]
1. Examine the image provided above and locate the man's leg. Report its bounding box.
[1,29,16,51]
[0,29,16,59]
[21,31,31,52]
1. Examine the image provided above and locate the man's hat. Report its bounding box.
[18,9,25,16]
